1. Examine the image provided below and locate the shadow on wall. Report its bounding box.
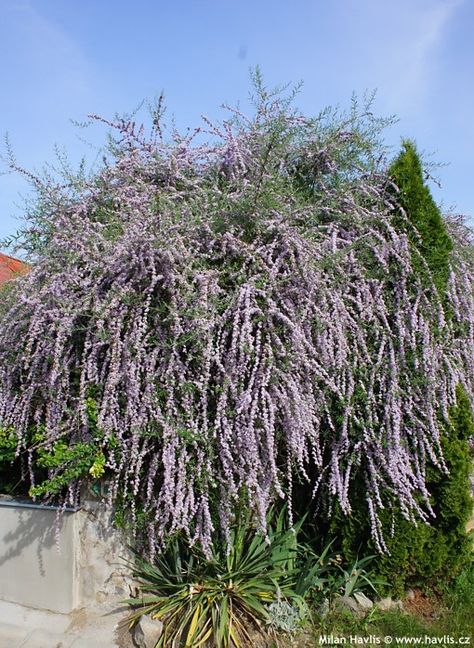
[0,500,77,613]
[0,506,62,576]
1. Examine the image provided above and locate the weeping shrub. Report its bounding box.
[0,76,472,559]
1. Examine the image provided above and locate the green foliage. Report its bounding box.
[0,424,28,494]
[326,385,474,597]
[0,426,17,463]
[327,554,386,599]
[449,384,474,441]
[28,439,105,498]
[27,398,109,498]
[0,396,110,498]
[389,140,453,300]
[442,560,474,636]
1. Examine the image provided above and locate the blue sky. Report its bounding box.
[0,0,473,250]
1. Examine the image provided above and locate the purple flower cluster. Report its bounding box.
[1,89,472,555]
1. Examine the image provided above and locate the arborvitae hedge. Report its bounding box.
[389,140,453,301]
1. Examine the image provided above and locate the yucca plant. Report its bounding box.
[125,508,306,647]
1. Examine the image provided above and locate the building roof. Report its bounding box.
[0,252,28,285]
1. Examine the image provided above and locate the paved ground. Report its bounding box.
[0,599,134,648]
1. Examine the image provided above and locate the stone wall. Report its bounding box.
[75,494,134,608]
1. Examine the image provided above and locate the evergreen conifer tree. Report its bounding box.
[389,140,453,300]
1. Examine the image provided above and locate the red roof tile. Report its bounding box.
[0,253,28,285]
